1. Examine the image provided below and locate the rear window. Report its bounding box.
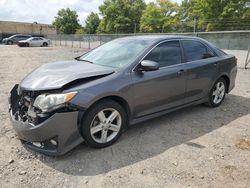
[182,40,214,62]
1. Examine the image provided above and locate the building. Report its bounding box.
[0,20,57,41]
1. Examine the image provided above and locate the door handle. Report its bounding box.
[213,62,218,66]
[177,69,185,76]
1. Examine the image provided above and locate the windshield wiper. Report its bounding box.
[74,56,93,64]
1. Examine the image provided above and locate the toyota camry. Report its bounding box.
[9,36,237,156]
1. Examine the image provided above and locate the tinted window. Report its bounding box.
[182,40,214,62]
[144,41,182,67]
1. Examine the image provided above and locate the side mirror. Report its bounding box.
[74,56,81,60]
[138,60,159,71]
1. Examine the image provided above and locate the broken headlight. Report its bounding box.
[33,91,77,112]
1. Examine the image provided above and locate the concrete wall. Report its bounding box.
[196,31,250,50]
[0,21,56,35]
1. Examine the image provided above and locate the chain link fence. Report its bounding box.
[47,31,250,51]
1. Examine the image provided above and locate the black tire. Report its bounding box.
[80,99,126,148]
[42,42,48,47]
[206,77,227,107]
[7,40,13,45]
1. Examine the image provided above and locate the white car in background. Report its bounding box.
[18,37,50,47]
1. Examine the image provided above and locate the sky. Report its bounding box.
[0,0,182,24]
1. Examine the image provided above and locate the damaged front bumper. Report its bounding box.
[8,85,84,156]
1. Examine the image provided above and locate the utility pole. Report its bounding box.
[161,25,165,33]
[134,22,137,35]
[193,17,197,34]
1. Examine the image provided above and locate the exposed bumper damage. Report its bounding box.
[8,84,84,156]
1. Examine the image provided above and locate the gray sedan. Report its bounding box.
[9,36,237,156]
[18,37,50,47]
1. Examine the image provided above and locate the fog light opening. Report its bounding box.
[50,139,57,146]
[31,142,42,148]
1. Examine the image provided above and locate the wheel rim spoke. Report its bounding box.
[219,92,224,99]
[97,111,106,123]
[108,124,120,132]
[101,129,108,143]
[90,124,102,134]
[214,95,219,103]
[107,110,119,123]
[219,85,225,92]
[212,90,217,96]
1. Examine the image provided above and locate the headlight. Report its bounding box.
[33,91,77,112]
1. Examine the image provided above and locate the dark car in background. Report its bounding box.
[8,36,237,156]
[2,34,31,45]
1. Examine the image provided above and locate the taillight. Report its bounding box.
[235,57,238,63]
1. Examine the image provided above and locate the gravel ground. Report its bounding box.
[0,45,249,188]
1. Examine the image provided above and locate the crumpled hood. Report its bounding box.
[20,60,115,90]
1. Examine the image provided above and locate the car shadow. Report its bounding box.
[39,94,250,176]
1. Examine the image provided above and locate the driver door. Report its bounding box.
[131,40,187,118]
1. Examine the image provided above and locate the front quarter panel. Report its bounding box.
[68,72,134,112]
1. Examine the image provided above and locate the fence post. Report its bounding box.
[60,34,61,46]
[79,35,81,48]
[88,35,91,49]
[227,39,231,49]
[245,35,250,69]
[72,36,73,48]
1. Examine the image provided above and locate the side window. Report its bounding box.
[144,41,182,67]
[182,40,214,62]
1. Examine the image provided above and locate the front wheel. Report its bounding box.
[80,99,126,148]
[7,40,13,45]
[206,78,227,107]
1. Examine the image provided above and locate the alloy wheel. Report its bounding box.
[212,81,225,104]
[90,108,122,143]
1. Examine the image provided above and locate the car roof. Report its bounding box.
[119,35,205,43]
[13,34,32,36]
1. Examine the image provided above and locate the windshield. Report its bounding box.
[79,38,152,68]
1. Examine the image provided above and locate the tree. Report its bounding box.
[180,0,250,31]
[85,12,100,34]
[140,3,165,33]
[53,8,81,34]
[75,27,85,34]
[140,0,180,33]
[97,0,146,33]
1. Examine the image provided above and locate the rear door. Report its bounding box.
[131,40,187,117]
[30,38,41,46]
[180,39,220,103]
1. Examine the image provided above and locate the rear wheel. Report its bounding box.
[42,42,48,47]
[80,99,126,148]
[206,77,227,107]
